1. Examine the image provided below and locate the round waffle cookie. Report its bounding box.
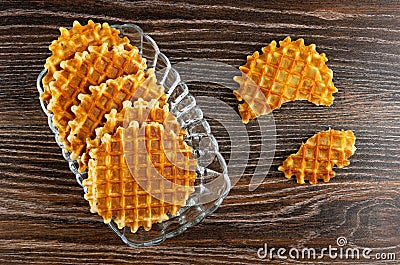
[47,43,147,150]
[67,71,164,160]
[233,37,337,123]
[83,120,197,233]
[42,20,130,103]
[278,129,356,184]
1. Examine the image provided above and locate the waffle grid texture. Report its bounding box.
[47,43,146,150]
[68,72,164,160]
[84,121,196,232]
[234,37,337,123]
[278,129,356,184]
[42,20,128,103]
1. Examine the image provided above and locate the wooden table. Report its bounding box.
[1,1,399,264]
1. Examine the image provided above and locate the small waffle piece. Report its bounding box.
[83,121,197,232]
[278,129,356,184]
[47,43,146,150]
[42,20,129,103]
[67,71,164,160]
[234,37,337,123]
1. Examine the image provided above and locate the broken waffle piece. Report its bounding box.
[47,43,146,150]
[67,70,164,160]
[42,20,130,103]
[278,129,356,184]
[234,37,337,123]
[83,121,197,233]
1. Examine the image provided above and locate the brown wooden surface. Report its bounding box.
[1,0,399,264]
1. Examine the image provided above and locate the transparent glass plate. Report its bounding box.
[36,23,230,247]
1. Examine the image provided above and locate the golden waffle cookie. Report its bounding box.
[78,98,172,172]
[67,71,164,160]
[47,43,146,150]
[234,37,337,123]
[83,121,197,232]
[42,20,129,103]
[278,129,356,184]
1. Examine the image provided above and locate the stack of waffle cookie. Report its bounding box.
[42,20,197,232]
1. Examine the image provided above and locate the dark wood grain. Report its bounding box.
[1,0,399,264]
